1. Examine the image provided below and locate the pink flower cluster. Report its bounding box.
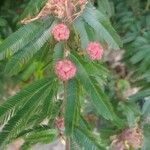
[86,42,104,60]
[52,23,104,81]
[54,59,76,81]
[110,127,143,150]
[52,23,70,41]
[121,128,143,149]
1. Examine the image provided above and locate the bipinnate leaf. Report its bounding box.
[65,79,80,136]
[70,53,114,120]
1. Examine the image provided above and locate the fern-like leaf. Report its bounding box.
[0,17,53,61]
[73,126,105,150]
[0,78,51,119]
[5,18,54,75]
[74,18,89,49]
[65,79,80,136]
[20,0,48,20]
[70,53,115,120]
[83,5,122,49]
[0,79,53,145]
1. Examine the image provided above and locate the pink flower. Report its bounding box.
[121,128,143,149]
[54,59,76,81]
[55,117,64,130]
[52,23,70,41]
[110,127,143,150]
[86,42,104,60]
[79,0,86,5]
[110,141,124,150]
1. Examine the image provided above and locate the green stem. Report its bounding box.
[63,81,70,150]
[66,137,70,150]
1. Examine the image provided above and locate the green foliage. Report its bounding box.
[142,124,150,150]
[0,17,54,76]
[73,18,89,49]
[20,0,47,20]
[72,124,105,150]
[118,102,140,127]
[83,4,122,49]
[112,0,150,149]
[0,78,51,118]
[0,20,48,60]
[23,129,57,144]
[65,79,80,136]
[70,53,115,120]
[18,126,58,149]
[5,18,54,75]
[129,89,150,102]
[1,0,149,149]
[97,0,114,18]
[0,78,56,145]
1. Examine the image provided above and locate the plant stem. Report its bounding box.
[66,137,70,150]
[63,81,70,150]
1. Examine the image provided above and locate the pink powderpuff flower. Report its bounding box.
[52,23,70,41]
[120,128,143,149]
[110,127,143,150]
[86,42,104,60]
[54,59,76,81]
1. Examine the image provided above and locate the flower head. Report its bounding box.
[110,127,143,150]
[52,23,70,41]
[54,59,76,81]
[121,127,143,149]
[86,42,104,60]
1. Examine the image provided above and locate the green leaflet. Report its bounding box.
[0,79,54,145]
[5,17,54,75]
[22,84,56,126]
[119,102,140,127]
[73,126,105,150]
[0,17,53,60]
[42,83,58,118]
[130,47,150,64]
[139,55,150,73]
[20,142,32,150]
[53,42,64,60]
[73,18,89,49]
[70,53,114,120]
[65,79,80,136]
[19,63,36,82]
[83,5,122,49]
[23,129,58,144]
[142,124,150,150]
[70,138,80,150]
[71,116,105,150]
[84,22,97,41]
[92,77,125,128]
[142,99,150,117]
[97,0,114,18]
[79,61,109,85]
[16,125,50,138]
[0,78,51,118]
[20,0,47,20]
[129,89,150,102]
